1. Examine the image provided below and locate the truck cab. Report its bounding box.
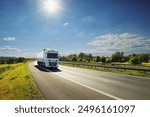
[37,49,59,68]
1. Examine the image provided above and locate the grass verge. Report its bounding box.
[60,64,150,78]
[0,63,44,100]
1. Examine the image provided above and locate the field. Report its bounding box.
[0,63,43,100]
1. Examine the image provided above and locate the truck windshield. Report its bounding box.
[47,53,58,58]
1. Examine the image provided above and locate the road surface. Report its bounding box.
[28,62,150,100]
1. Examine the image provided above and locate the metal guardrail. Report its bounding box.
[59,62,150,73]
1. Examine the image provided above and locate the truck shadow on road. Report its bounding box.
[34,65,62,72]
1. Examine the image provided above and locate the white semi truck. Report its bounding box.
[37,49,59,68]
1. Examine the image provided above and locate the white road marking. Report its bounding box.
[56,73,123,100]
[38,65,123,100]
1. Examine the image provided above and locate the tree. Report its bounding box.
[0,57,5,64]
[106,57,112,63]
[78,52,87,60]
[101,56,106,63]
[17,57,24,62]
[96,56,101,62]
[0,57,29,64]
[129,56,141,65]
[7,57,15,64]
[141,54,149,63]
[59,56,66,61]
[85,57,90,62]
[122,56,130,62]
[72,56,77,62]
[86,54,93,62]
[87,53,92,58]
[112,51,124,62]
[66,54,77,61]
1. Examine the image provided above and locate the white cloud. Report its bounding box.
[2,37,16,41]
[0,46,21,52]
[87,33,150,56]
[21,52,38,58]
[59,51,71,56]
[63,22,69,26]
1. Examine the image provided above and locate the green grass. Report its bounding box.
[0,63,44,100]
[142,62,150,66]
[61,63,150,78]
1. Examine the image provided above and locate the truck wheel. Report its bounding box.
[43,62,45,67]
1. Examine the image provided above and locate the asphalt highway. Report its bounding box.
[28,62,150,100]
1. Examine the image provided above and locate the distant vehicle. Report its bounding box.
[37,49,59,68]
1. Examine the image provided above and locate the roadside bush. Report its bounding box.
[101,56,106,63]
[106,58,112,63]
[78,58,82,62]
[129,56,142,65]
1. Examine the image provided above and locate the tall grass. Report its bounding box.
[0,63,43,100]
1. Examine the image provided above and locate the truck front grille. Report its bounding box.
[49,62,57,67]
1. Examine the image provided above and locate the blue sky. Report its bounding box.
[0,0,150,57]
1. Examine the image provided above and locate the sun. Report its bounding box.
[42,0,61,14]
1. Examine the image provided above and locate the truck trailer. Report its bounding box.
[37,49,59,68]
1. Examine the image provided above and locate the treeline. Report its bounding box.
[0,57,30,64]
[59,52,150,65]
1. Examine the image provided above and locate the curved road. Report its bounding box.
[28,61,150,100]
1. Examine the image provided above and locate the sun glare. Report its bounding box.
[42,0,61,14]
